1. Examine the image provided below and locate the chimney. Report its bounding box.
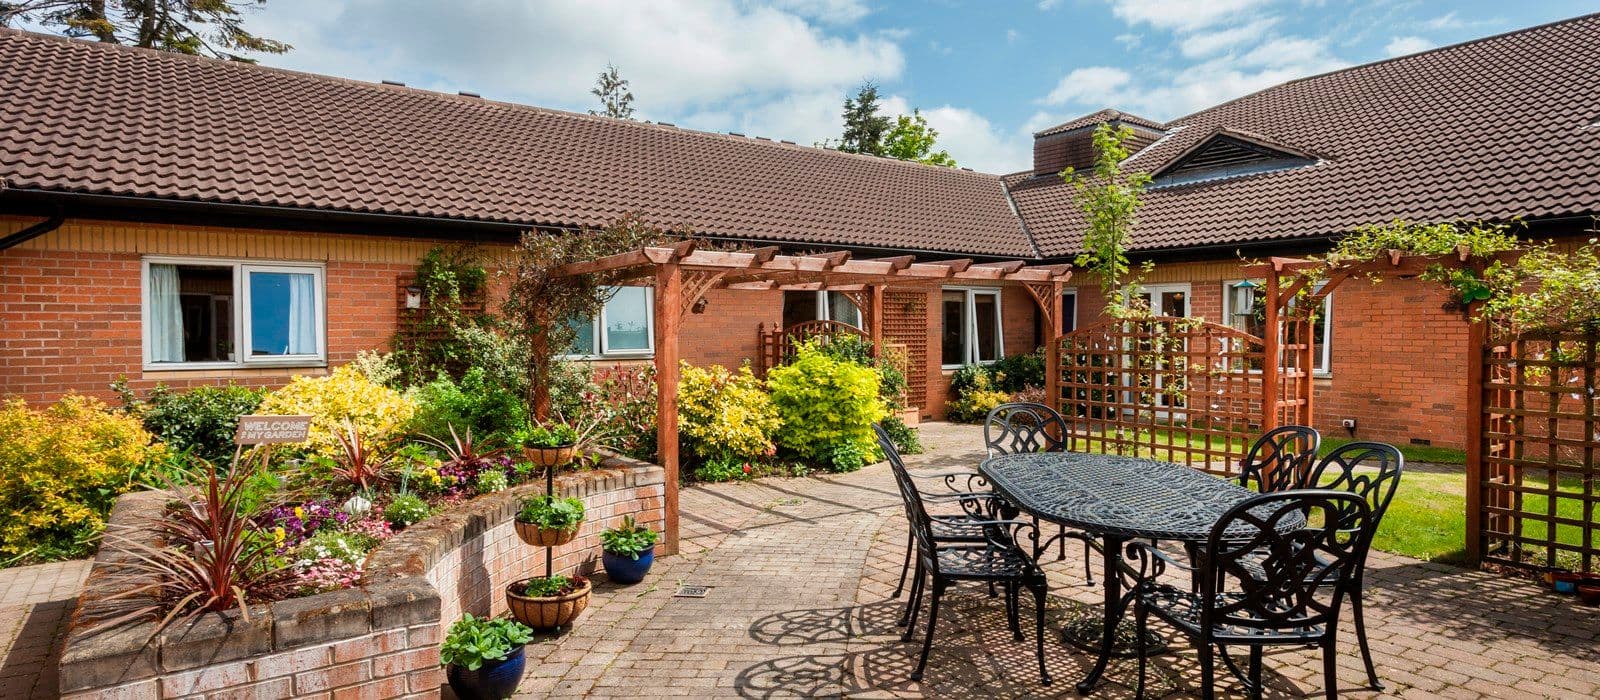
[1032,109,1164,177]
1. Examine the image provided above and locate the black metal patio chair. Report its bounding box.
[884,443,996,602]
[1301,441,1404,690]
[1129,490,1376,700]
[875,424,1052,685]
[1237,425,1321,493]
[984,402,1096,581]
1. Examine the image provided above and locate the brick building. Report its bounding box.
[3,15,1598,448]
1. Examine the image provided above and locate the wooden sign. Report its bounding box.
[235,415,313,445]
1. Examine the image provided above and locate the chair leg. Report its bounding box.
[900,560,924,635]
[1006,582,1022,641]
[1352,590,1385,690]
[1247,645,1263,700]
[1134,600,1149,700]
[911,581,945,682]
[1198,642,1216,700]
[1058,524,1067,560]
[1031,580,1051,686]
[893,530,913,599]
[1322,639,1339,700]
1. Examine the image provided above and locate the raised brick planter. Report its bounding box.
[60,454,665,699]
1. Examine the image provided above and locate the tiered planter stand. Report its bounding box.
[506,445,590,631]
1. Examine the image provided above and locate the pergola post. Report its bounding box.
[867,284,884,355]
[1020,280,1065,426]
[1261,263,1282,432]
[654,262,682,555]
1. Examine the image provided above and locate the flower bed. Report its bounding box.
[60,454,664,700]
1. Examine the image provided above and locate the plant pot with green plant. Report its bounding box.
[515,494,585,547]
[440,613,534,700]
[505,573,592,630]
[600,515,658,584]
[512,422,580,468]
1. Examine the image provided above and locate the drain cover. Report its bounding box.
[674,585,710,598]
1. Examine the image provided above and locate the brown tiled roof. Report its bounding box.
[1009,14,1600,257]
[0,29,1033,257]
[1034,109,1165,137]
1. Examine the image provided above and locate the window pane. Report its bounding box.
[603,287,651,351]
[1060,293,1077,334]
[973,293,999,362]
[781,291,819,328]
[565,316,595,356]
[1160,290,1187,317]
[249,271,317,356]
[151,264,233,363]
[827,292,861,327]
[1313,296,1331,372]
[941,291,965,365]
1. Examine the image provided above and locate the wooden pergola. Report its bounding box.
[555,243,1072,554]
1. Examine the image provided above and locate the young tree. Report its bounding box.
[881,110,957,167]
[589,62,635,120]
[0,0,290,61]
[1063,123,1152,311]
[837,81,891,156]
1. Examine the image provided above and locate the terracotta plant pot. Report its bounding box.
[1578,584,1600,606]
[514,518,578,547]
[523,444,577,468]
[1550,571,1583,594]
[506,576,591,630]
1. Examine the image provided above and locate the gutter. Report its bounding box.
[0,201,65,250]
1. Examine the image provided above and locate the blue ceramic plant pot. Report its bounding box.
[446,645,526,700]
[602,545,655,584]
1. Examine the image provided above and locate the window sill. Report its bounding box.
[143,364,327,380]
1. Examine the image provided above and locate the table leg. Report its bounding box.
[1075,533,1126,694]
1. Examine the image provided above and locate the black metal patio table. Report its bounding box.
[979,451,1300,694]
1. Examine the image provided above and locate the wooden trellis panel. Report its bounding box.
[1477,329,1600,574]
[1055,316,1282,476]
[883,289,929,410]
[755,319,868,375]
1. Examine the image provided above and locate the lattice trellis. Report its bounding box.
[1056,316,1278,476]
[1478,329,1600,574]
[883,290,929,409]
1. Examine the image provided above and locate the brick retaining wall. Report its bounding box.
[60,455,665,699]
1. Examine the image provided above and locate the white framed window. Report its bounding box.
[1222,279,1332,375]
[781,290,862,328]
[941,287,1004,367]
[1133,283,1191,318]
[1060,289,1078,334]
[142,257,326,370]
[565,286,654,358]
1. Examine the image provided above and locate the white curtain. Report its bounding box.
[286,272,316,355]
[148,264,185,363]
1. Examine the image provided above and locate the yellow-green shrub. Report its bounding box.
[257,365,417,459]
[0,395,167,563]
[947,370,1011,423]
[678,361,780,463]
[767,342,887,472]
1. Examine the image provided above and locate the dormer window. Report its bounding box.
[1151,129,1319,187]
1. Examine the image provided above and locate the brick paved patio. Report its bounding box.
[511,422,1600,698]
[0,559,91,699]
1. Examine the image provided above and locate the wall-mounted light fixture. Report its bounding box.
[404,285,423,309]
[1229,279,1258,322]
[691,296,710,314]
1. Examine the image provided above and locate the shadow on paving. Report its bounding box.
[0,597,78,699]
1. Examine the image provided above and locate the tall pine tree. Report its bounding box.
[589,63,636,120]
[0,0,289,61]
[837,81,891,156]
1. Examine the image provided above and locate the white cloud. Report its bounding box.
[1178,18,1278,57]
[1384,35,1435,57]
[247,0,903,114]
[1037,0,1063,10]
[1423,12,1461,30]
[1114,33,1142,49]
[1106,0,1274,32]
[917,105,1032,174]
[769,0,871,24]
[1043,66,1133,106]
[1006,28,1020,44]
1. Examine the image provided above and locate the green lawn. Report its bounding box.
[1319,436,1465,465]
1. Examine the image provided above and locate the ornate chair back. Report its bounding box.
[1238,425,1320,493]
[875,423,938,562]
[984,402,1068,456]
[1304,442,1404,528]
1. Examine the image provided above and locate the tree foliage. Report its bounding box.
[1,0,290,61]
[1063,123,1152,312]
[836,81,892,156]
[589,62,635,119]
[882,110,956,167]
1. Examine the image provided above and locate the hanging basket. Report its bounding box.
[522,444,577,468]
[514,519,578,547]
[505,576,591,630]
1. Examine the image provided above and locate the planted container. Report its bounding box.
[602,545,655,584]
[446,645,527,700]
[513,423,582,468]
[440,614,533,700]
[506,575,591,630]
[514,495,586,547]
[599,515,659,585]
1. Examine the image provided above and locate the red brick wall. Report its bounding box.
[679,287,780,370]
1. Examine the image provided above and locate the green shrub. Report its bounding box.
[115,382,266,464]
[0,395,167,563]
[474,469,508,494]
[600,515,658,559]
[767,341,887,472]
[693,454,752,482]
[679,362,780,463]
[384,493,430,527]
[947,370,1011,423]
[411,367,528,443]
[988,349,1046,393]
[878,415,923,455]
[591,365,657,460]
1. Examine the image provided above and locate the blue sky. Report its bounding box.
[212,1,1600,173]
